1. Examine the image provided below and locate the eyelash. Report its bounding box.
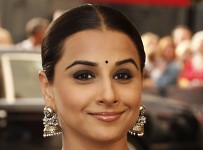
[73,70,95,81]
[73,69,133,82]
[113,69,132,80]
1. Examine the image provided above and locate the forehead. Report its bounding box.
[61,29,139,62]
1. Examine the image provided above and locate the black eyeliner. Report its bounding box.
[73,70,95,80]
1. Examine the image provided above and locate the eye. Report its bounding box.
[113,69,132,80]
[73,70,95,81]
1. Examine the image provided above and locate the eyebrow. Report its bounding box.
[65,58,139,70]
[65,60,98,70]
[115,58,139,70]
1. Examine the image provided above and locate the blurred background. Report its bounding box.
[1,0,203,150]
[0,0,203,43]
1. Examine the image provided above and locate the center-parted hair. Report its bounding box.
[41,4,145,82]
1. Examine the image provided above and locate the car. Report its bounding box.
[128,94,202,150]
[0,50,202,150]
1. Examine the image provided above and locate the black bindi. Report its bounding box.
[105,60,108,64]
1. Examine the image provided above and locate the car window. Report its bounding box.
[0,53,42,101]
[11,59,42,98]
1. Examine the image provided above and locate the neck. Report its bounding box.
[61,133,129,150]
[62,144,129,150]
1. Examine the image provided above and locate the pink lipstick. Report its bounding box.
[89,111,124,122]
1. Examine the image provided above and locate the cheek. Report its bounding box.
[128,88,142,112]
[119,81,142,110]
[122,85,142,125]
[52,81,93,112]
[130,87,142,122]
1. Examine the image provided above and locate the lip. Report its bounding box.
[88,111,125,122]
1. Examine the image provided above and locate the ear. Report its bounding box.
[38,70,56,110]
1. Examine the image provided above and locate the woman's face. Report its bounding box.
[41,29,142,143]
[163,41,175,62]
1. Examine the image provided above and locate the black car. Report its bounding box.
[128,94,201,150]
[0,50,202,150]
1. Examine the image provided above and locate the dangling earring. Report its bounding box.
[43,106,62,137]
[129,105,146,136]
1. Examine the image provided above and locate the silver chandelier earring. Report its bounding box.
[129,105,146,136]
[43,106,62,137]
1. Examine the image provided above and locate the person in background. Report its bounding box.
[171,25,192,47]
[16,17,49,51]
[0,27,13,48]
[143,36,181,95]
[141,32,160,79]
[175,40,192,66]
[38,4,146,150]
[179,31,203,88]
[175,40,193,88]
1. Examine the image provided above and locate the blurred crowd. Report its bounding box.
[1,15,203,93]
[0,10,68,51]
[0,17,50,51]
[142,25,203,94]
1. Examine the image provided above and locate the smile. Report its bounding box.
[88,111,125,122]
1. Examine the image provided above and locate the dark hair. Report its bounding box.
[41,4,145,82]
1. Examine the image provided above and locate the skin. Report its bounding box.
[39,29,143,150]
[173,28,191,46]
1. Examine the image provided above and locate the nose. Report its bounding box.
[97,79,120,106]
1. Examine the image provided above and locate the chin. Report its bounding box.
[90,128,127,143]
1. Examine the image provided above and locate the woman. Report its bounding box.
[39,4,146,150]
[179,31,203,88]
[143,36,181,96]
[155,36,180,89]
